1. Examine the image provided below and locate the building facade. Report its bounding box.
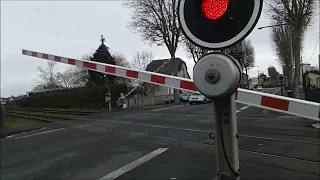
[144,58,191,97]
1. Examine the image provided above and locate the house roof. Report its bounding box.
[306,70,320,75]
[145,58,190,78]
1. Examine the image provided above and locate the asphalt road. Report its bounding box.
[1,88,319,180]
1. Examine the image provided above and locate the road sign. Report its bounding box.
[22,49,320,121]
[278,74,284,81]
[178,0,263,49]
[105,96,111,102]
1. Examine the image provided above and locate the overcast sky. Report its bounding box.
[1,1,319,98]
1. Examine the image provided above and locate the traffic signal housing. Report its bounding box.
[178,0,263,49]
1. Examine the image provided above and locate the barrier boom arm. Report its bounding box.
[22,49,320,121]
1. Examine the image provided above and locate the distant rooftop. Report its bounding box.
[146,58,190,78]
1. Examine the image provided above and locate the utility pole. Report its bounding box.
[318,10,320,86]
[0,104,5,138]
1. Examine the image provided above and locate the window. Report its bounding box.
[157,85,160,91]
[183,74,185,78]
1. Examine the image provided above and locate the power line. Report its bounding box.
[306,35,319,63]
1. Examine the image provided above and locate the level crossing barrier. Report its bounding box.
[22,49,320,121]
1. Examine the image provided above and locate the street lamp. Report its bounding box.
[249,66,259,84]
[257,23,294,71]
[258,23,295,97]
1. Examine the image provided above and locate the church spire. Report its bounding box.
[100,35,105,45]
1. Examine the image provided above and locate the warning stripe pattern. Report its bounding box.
[22,49,320,121]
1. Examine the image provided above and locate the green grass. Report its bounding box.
[4,117,44,132]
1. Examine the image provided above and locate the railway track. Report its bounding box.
[5,108,100,122]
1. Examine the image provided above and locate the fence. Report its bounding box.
[125,95,167,109]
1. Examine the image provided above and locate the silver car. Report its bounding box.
[189,93,211,105]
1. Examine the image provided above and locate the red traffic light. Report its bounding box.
[202,0,229,20]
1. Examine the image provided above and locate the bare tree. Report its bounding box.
[131,50,156,94]
[35,61,61,90]
[112,52,134,86]
[57,67,87,89]
[221,42,243,54]
[271,22,294,89]
[131,50,154,70]
[225,40,255,88]
[113,52,131,68]
[266,0,318,97]
[182,36,203,64]
[123,0,181,58]
[242,40,255,78]
[123,0,182,102]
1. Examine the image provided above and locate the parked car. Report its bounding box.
[189,93,211,105]
[257,86,263,90]
[164,96,174,104]
[179,93,190,102]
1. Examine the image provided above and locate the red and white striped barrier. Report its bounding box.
[22,49,320,121]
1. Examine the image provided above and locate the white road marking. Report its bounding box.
[311,123,320,129]
[98,148,169,180]
[139,112,215,118]
[273,88,281,95]
[151,104,186,112]
[240,106,249,110]
[241,134,319,145]
[101,119,320,144]
[4,135,15,139]
[2,127,47,140]
[15,128,66,139]
[105,120,211,133]
[151,107,170,111]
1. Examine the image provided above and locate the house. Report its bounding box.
[144,58,191,97]
[298,64,317,85]
[304,70,320,88]
[0,95,27,106]
[0,97,6,105]
[249,77,258,85]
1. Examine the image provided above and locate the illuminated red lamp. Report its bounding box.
[201,0,229,20]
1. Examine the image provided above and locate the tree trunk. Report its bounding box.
[245,68,249,89]
[292,29,301,98]
[287,64,293,93]
[0,105,5,131]
[172,55,180,103]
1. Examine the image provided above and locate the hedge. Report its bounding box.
[305,88,320,103]
[18,85,128,108]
